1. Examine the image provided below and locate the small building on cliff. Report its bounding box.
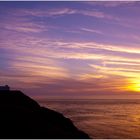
[0,85,10,91]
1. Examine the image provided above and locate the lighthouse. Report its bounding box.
[0,85,10,91]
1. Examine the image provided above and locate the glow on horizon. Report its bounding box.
[0,1,140,97]
[127,79,140,92]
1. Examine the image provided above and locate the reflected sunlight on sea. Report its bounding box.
[38,99,140,139]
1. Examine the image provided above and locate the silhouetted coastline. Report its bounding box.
[0,89,90,139]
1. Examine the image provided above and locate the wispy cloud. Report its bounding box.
[89,64,140,79]
[13,8,76,17]
[11,7,117,20]
[84,1,136,7]
[78,9,117,20]
[80,27,104,35]
[0,10,47,33]
[1,2,140,96]
[1,33,140,62]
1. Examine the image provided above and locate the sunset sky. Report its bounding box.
[1,1,140,98]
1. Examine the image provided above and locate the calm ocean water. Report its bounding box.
[38,99,140,139]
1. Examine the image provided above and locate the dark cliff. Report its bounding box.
[0,90,90,139]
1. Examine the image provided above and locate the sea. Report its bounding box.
[38,99,140,139]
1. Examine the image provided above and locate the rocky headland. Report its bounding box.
[0,90,90,139]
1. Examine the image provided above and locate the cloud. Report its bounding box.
[1,33,140,63]
[12,62,68,78]
[4,25,46,33]
[78,9,117,20]
[0,56,69,90]
[29,75,131,96]
[89,64,140,79]
[45,8,76,16]
[80,27,104,35]
[4,22,46,33]
[0,10,47,34]
[10,7,117,21]
[1,33,140,76]
[1,33,140,95]
[13,8,76,17]
[84,1,136,7]
[105,60,140,66]
[1,2,140,97]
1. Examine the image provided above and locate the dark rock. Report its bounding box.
[0,90,90,139]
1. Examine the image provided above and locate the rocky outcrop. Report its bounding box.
[0,90,90,139]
